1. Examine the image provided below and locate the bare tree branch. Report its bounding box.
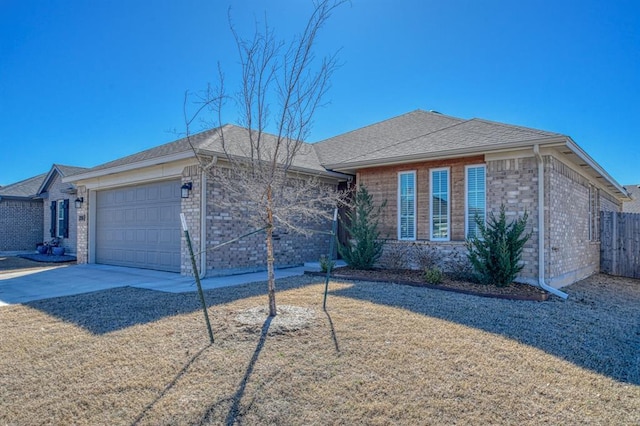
[184,0,350,316]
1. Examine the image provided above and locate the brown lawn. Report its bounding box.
[0,274,638,425]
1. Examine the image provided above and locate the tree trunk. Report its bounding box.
[266,186,277,317]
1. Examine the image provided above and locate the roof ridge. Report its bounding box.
[314,109,458,144]
[323,114,470,166]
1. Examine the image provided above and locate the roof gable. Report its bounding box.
[38,164,89,195]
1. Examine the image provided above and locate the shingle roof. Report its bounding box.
[0,173,47,199]
[314,109,563,168]
[622,184,640,214]
[55,164,90,177]
[82,124,329,176]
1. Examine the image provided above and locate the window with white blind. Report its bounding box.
[398,171,416,240]
[430,168,450,241]
[465,165,486,239]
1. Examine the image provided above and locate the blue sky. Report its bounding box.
[1,0,638,187]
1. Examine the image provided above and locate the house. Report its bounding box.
[622,184,640,213]
[64,110,629,290]
[37,164,89,255]
[314,110,631,289]
[0,164,88,254]
[0,173,46,251]
[64,125,348,274]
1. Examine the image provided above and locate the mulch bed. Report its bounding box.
[18,253,77,263]
[311,267,550,301]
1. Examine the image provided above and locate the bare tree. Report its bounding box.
[185,0,348,317]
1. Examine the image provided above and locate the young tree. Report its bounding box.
[466,204,532,287]
[338,184,386,270]
[185,0,348,317]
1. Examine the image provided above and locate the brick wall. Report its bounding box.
[600,190,622,212]
[181,166,201,275]
[0,199,43,251]
[41,173,79,254]
[357,153,623,287]
[202,168,333,275]
[75,185,88,264]
[358,155,541,280]
[358,156,485,241]
[545,156,599,285]
[486,157,540,281]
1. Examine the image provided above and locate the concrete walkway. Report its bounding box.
[0,262,335,306]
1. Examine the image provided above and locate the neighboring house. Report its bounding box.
[36,164,89,255]
[314,110,631,289]
[64,125,348,274]
[622,184,640,213]
[0,174,46,251]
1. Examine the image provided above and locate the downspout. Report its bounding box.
[533,144,568,299]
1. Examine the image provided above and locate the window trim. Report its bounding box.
[397,170,417,241]
[429,167,450,241]
[465,164,486,239]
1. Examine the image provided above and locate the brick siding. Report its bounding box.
[485,157,539,282]
[358,153,621,288]
[75,185,88,264]
[358,156,485,241]
[545,156,598,285]
[0,199,43,251]
[179,165,333,276]
[180,166,202,275]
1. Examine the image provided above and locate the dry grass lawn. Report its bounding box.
[1,273,638,425]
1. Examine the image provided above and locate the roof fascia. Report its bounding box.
[0,195,40,201]
[62,151,196,183]
[198,149,353,181]
[324,136,569,173]
[563,138,631,200]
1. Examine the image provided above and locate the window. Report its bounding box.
[398,171,416,240]
[466,165,486,239]
[588,185,599,241]
[430,168,450,240]
[50,200,69,238]
[57,200,65,238]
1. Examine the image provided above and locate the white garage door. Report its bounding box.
[95,180,182,272]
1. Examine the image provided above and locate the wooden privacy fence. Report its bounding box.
[600,211,640,279]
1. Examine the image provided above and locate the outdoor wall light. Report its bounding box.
[74,197,84,209]
[181,182,193,198]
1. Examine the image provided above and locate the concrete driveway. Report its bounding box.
[0,263,314,306]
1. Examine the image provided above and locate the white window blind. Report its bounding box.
[466,165,486,238]
[398,171,416,240]
[430,168,450,240]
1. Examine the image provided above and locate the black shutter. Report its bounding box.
[49,201,57,237]
[61,199,69,238]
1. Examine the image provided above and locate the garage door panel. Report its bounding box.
[95,180,181,272]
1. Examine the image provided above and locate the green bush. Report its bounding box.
[424,266,444,284]
[319,255,335,273]
[338,184,386,270]
[466,205,531,287]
